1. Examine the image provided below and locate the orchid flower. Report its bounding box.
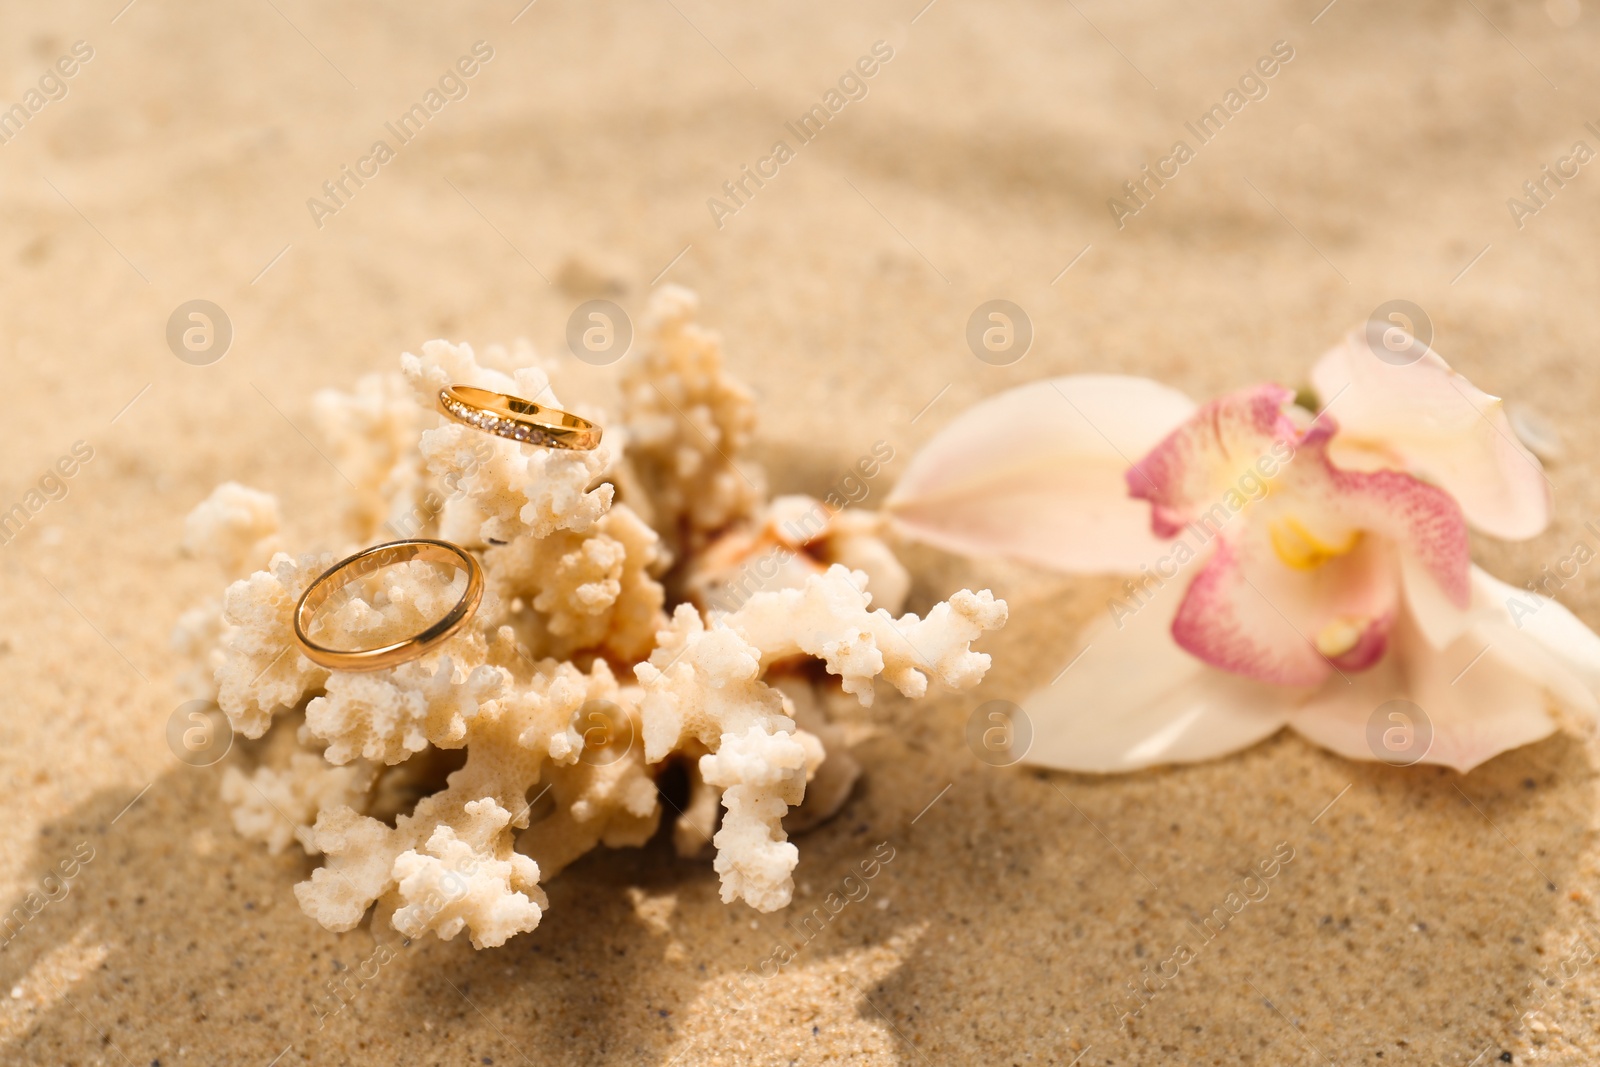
[885,331,1600,772]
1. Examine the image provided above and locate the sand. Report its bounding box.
[3,0,1600,1062]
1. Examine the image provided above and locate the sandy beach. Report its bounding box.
[4,0,1600,1063]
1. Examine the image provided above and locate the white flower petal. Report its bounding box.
[1312,332,1551,540]
[1472,567,1600,701]
[1400,551,1501,650]
[886,376,1195,573]
[1021,578,1291,772]
[1288,602,1565,773]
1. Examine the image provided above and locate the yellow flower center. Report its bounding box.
[1268,517,1361,571]
[1315,615,1368,658]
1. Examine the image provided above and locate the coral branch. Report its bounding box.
[179,287,1006,947]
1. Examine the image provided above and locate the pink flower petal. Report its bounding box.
[1311,331,1551,541]
[1021,577,1291,773]
[1171,530,1400,687]
[1313,421,1471,609]
[1323,611,1392,672]
[1146,387,1470,687]
[885,376,1196,573]
[1126,384,1298,538]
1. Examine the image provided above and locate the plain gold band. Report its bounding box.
[437,385,602,450]
[293,539,484,672]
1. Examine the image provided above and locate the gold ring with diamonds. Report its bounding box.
[437,385,602,450]
[292,539,484,672]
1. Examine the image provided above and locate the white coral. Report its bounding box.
[293,658,639,947]
[620,285,764,552]
[817,509,913,617]
[634,566,1005,912]
[633,609,802,910]
[189,287,1007,948]
[519,736,661,879]
[391,798,544,949]
[635,608,784,763]
[727,564,1007,704]
[294,807,399,933]
[303,654,506,765]
[404,339,614,544]
[220,753,377,855]
[311,373,425,541]
[483,504,666,662]
[700,723,812,912]
[182,482,284,578]
[216,552,334,738]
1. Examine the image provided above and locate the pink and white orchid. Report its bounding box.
[885,331,1600,772]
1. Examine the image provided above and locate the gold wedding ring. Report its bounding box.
[293,539,484,672]
[437,385,602,450]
